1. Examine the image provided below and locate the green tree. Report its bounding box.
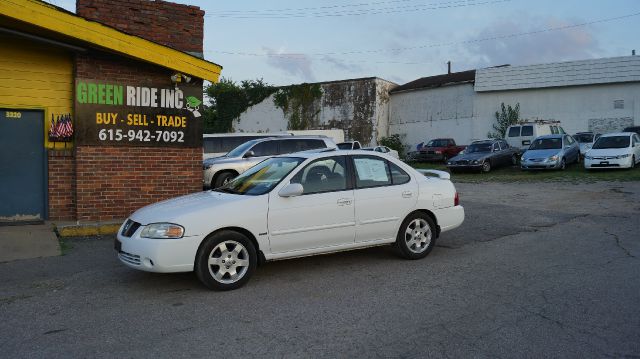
[488,103,520,138]
[203,78,276,133]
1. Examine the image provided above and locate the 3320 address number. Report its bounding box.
[98,129,185,142]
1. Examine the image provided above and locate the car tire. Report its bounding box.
[560,158,566,170]
[481,160,491,173]
[443,154,449,163]
[213,171,236,188]
[195,230,257,291]
[395,212,436,260]
[511,154,518,166]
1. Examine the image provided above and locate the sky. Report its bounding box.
[49,0,640,86]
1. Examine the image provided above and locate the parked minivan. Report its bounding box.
[203,136,336,189]
[506,121,566,153]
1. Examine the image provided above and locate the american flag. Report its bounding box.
[49,114,74,140]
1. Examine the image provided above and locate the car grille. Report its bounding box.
[592,156,620,160]
[591,163,620,167]
[455,160,469,165]
[121,219,141,237]
[528,158,544,162]
[119,251,141,265]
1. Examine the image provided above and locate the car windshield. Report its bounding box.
[529,138,562,150]
[574,133,594,143]
[337,143,353,150]
[426,140,448,147]
[214,157,304,196]
[466,143,492,153]
[592,136,630,149]
[226,140,259,158]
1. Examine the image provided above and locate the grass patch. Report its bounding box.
[410,161,640,183]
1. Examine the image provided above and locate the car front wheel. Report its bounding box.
[481,160,491,173]
[559,158,566,170]
[195,230,257,291]
[395,212,436,260]
[213,171,236,188]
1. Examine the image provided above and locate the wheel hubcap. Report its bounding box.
[405,218,432,254]
[207,240,249,284]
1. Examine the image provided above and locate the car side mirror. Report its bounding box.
[243,150,255,158]
[279,183,304,197]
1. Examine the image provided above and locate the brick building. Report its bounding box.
[0,0,221,223]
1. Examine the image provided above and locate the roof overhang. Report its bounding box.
[0,0,222,82]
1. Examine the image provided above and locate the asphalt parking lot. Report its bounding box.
[1,181,639,358]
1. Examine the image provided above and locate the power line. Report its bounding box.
[205,0,512,19]
[206,11,640,61]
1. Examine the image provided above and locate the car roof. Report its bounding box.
[252,135,329,143]
[599,132,635,137]
[276,149,392,160]
[470,139,498,144]
[536,134,564,139]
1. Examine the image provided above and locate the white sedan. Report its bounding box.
[584,132,640,169]
[115,150,464,290]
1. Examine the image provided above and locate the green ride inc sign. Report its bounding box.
[74,79,203,147]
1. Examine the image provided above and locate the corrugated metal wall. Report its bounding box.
[0,34,73,149]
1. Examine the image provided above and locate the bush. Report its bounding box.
[379,134,404,158]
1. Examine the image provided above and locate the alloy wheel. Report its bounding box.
[404,218,432,254]
[207,240,250,284]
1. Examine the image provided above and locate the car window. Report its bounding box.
[530,138,562,150]
[290,157,347,194]
[492,143,500,151]
[353,156,392,188]
[499,140,509,149]
[508,126,520,137]
[353,142,361,149]
[565,136,575,145]
[382,147,390,153]
[337,143,352,150]
[389,162,410,185]
[279,139,324,154]
[251,141,279,156]
[521,126,534,136]
[559,127,566,134]
[217,157,304,196]
[593,136,631,149]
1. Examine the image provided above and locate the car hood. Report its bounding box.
[587,148,631,156]
[204,155,244,166]
[523,149,561,159]
[451,152,490,161]
[129,191,250,225]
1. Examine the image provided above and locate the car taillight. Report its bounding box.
[454,192,459,206]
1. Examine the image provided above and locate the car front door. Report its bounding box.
[267,156,355,254]
[352,155,418,243]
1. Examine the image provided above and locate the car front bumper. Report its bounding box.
[584,156,633,169]
[116,224,203,273]
[521,159,560,170]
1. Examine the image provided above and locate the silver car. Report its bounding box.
[520,134,580,170]
[203,136,336,189]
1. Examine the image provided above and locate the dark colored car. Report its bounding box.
[446,139,519,173]
[623,126,640,137]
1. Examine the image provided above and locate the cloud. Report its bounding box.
[465,16,602,68]
[320,55,364,73]
[263,47,315,82]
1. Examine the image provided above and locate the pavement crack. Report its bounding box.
[604,230,636,259]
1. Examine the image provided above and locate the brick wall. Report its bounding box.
[75,146,202,221]
[73,49,203,221]
[48,150,76,220]
[77,0,204,54]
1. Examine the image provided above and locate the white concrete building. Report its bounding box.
[234,77,398,146]
[389,56,640,151]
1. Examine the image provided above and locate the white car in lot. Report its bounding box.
[584,132,640,169]
[116,150,465,290]
[362,145,400,159]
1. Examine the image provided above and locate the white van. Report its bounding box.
[506,121,566,152]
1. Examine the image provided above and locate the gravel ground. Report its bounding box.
[1,181,639,358]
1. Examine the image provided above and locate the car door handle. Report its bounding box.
[402,191,413,198]
[337,198,353,206]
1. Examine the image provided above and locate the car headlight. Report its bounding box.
[447,161,453,165]
[140,223,185,239]
[619,154,631,158]
[549,155,558,161]
[585,155,592,160]
[472,160,479,164]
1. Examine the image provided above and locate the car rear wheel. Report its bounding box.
[511,154,518,166]
[395,212,436,260]
[195,230,257,291]
[481,160,491,173]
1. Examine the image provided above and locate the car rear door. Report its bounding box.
[352,155,417,243]
[267,156,355,253]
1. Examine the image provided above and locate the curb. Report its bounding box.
[54,221,122,237]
